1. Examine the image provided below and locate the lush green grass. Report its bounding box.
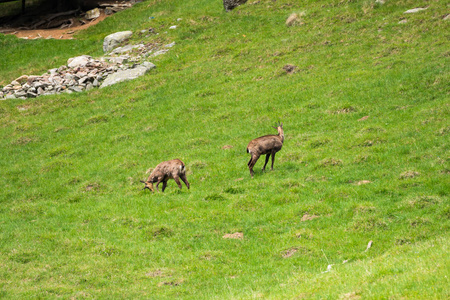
[0,0,449,298]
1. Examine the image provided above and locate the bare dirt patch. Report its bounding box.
[0,1,136,40]
[301,213,319,221]
[282,247,298,258]
[222,232,244,239]
[0,12,108,40]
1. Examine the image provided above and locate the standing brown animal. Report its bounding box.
[140,159,190,192]
[247,122,284,177]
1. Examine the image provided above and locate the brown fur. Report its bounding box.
[140,159,190,192]
[247,123,284,177]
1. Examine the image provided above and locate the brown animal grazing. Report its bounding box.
[140,159,190,192]
[247,122,284,177]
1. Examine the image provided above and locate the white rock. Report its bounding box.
[68,55,92,68]
[85,8,100,20]
[100,65,153,88]
[106,56,129,64]
[103,31,133,53]
[151,49,169,57]
[404,7,427,14]
[169,25,177,29]
[111,44,144,54]
[142,61,156,71]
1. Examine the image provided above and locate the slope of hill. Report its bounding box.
[0,0,448,298]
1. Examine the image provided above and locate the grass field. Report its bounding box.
[0,0,449,298]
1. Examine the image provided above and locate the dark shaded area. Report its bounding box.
[0,0,105,26]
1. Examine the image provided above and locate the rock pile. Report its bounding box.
[1,56,135,99]
[0,35,175,100]
[1,56,110,99]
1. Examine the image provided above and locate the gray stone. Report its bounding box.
[33,81,45,88]
[165,42,176,48]
[112,44,144,54]
[68,55,92,68]
[65,73,74,80]
[86,83,94,90]
[69,86,84,93]
[15,75,29,84]
[100,66,152,88]
[15,91,27,98]
[79,76,89,84]
[37,87,45,95]
[106,56,129,64]
[142,61,156,71]
[103,31,133,53]
[151,49,169,57]
[85,8,100,20]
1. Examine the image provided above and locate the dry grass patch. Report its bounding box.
[223,232,243,239]
[399,170,420,179]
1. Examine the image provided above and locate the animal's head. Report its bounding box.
[272,122,284,142]
[140,180,154,192]
[272,121,283,130]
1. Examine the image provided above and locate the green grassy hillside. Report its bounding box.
[0,0,449,298]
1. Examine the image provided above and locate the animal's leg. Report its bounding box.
[248,156,252,167]
[155,178,163,191]
[249,154,260,177]
[180,174,190,189]
[173,176,183,189]
[161,180,168,192]
[262,153,270,171]
[271,151,276,170]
